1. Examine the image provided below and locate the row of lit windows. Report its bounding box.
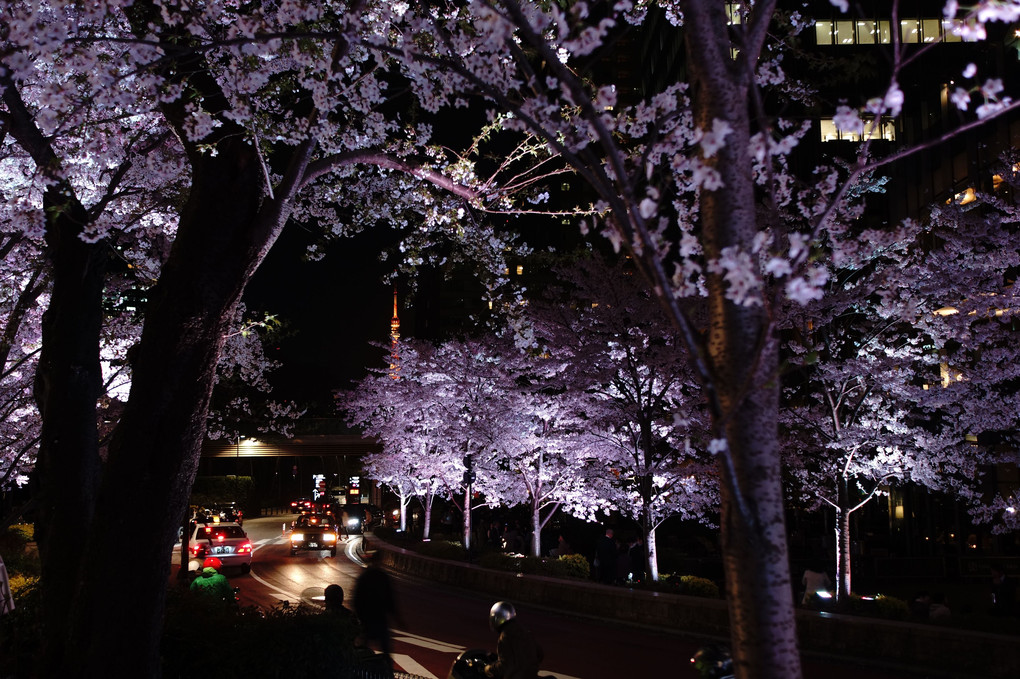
[815,18,976,45]
[819,117,897,142]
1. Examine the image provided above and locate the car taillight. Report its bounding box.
[237,541,252,554]
[189,544,205,556]
[323,533,337,543]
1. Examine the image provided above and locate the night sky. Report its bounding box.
[244,223,397,415]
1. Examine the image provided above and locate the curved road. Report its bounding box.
[178,516,927,679]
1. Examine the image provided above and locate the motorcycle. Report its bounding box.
[447,649,495,679]
[690,645,734,679]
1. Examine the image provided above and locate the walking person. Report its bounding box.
[353,551,405,672]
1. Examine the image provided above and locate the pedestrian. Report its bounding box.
[989,565,1017,617]
[0,554,14,616]
[800,565,832,606]
[595,527,616,584]
[628,536,646,584]
[353,551,405,670]
[189,557,233,603]
[324,583,357,622]
[483,601,543,679]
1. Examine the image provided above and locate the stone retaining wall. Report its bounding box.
[375,541,1020,679]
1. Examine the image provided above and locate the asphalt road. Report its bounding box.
[173,516,931,679]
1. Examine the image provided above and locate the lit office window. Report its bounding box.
[835,20,855,44]
[856,20,878,44]
[516,265,523,275]
[725,3,742,25]
[901,18,921,43]
[819,117,896,142]
[815,17,975,44]
[816,20,833,45]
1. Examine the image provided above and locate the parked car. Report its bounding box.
[290,513,340,557]
[188,522,253,573]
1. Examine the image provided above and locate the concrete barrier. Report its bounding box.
[373,540,1020,678]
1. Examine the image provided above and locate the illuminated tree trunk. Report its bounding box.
[647,527,659,582]
[835,479,853,601]
[684,3,802,677]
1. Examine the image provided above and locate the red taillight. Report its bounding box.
[189,544,205,556]
[237,541,252,555]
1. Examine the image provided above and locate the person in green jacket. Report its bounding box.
[189,557,233,602]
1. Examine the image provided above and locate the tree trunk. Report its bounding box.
[531,498,542,557]
[423,490,434,540]
[647,525,659,582]
[463,484,472,550]
[684,3,802,677]
[60,129,306,677]
[835,480,852,601]
[33,191,107,678]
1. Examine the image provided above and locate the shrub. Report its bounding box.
[1,525,39,577]
[847,593,909,620]
[162,587,361,678]
[557,554,591,580]
[415,540,467,561]
[478,552,521,572]
[678,575,721,598]
[655,574,721,598]
[0,574,41,678]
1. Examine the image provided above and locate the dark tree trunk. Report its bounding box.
[59,128,310,676]
[32,192,107,678]
[683,3,802,678]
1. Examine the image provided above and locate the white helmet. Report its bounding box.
[489,601,516,631]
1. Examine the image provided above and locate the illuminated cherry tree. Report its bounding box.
[526,254,717,580]
[340,342,462,539]
[5,2,1020,678]
[780,181,1020,600]
[2,3,518,675]
[373,2,1020,676]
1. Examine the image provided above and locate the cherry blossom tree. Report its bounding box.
[470,344,612,557]
[369,2,1020,676]
[4,2,1019,679]
[780,181,1020,601]
[526,253,717,580]
[2,3,518,675]
[340,342,461,539]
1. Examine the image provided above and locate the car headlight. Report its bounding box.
[347,518,359,527]
[290,532,304,542]
[323,532,337,543]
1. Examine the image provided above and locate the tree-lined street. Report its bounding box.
[190,517,927,679]
[3,2,1020,678]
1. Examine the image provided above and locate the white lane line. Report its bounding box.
[392,631,465,653]
[392,654,437,679]
[246,569,298,601]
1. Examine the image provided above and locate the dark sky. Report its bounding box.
[244,224,397,415]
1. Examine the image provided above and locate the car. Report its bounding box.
[187,522,253,573]
[289,497,315,513]
[207,502,244,526]
[290,513,340,557]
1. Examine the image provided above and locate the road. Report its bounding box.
[174,516,929,679]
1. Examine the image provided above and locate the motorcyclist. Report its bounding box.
[483,601,542,679]
[189,557,233,602]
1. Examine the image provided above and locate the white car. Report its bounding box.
[187,522,253,573]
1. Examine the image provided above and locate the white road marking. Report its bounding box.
[392,653,437,679]
[245,568,298,601]
[392,629,465,653]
